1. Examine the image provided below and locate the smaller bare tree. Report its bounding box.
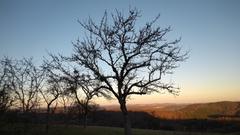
[39,67,61,133]
[64,70,100,128]
[6,58,45,133]
[11,58,44,113]
[58,91,73,127]
[45,55,103,128]
[0,57,15,114]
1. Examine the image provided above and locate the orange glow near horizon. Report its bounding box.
[93,83,240,105]
[1,0,240,107]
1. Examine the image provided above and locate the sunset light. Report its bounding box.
[1,0,240,135]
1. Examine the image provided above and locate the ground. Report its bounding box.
[1,124,239,135]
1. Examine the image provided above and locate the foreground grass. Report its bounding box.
[1,124,239,135]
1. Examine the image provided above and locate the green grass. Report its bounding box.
[1,124,239,135]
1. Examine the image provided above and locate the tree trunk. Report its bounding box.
[63,105,69,127]
[83,112,87,128]
[83,103,89,128]
[46,104,50,133]
[23,111,30,134]
[77,106,82,125]
[120,102,132,135]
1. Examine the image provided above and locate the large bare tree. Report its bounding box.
[70,9,188,135]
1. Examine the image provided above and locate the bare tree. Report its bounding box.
[11,58,44,113]
[39,64,61,133]
[45,55,101,128]
[0,57,14,114]
[58,91,72,127]
[5,58,45,133]
[65,70,102,128]
[69,9,188,135]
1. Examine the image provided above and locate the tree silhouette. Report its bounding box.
[11,58,44,113]
[67,9,187,135]
[44,55,102,128]
[40,63,62,133]
[5,58,45,133]
[0,57,14,114]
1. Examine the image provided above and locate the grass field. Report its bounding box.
[1,124,239,135]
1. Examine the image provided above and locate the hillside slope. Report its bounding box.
[103,101,240,119]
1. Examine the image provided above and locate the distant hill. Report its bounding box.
[102,101,240,120]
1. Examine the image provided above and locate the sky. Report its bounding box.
[0,0,239,105]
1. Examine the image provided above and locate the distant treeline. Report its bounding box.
[1,109,240,133]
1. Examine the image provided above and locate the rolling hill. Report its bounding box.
[103,101,240,120]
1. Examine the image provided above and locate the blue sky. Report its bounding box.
[0,0,239,104]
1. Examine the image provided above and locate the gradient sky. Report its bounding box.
[0,0,239,105]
